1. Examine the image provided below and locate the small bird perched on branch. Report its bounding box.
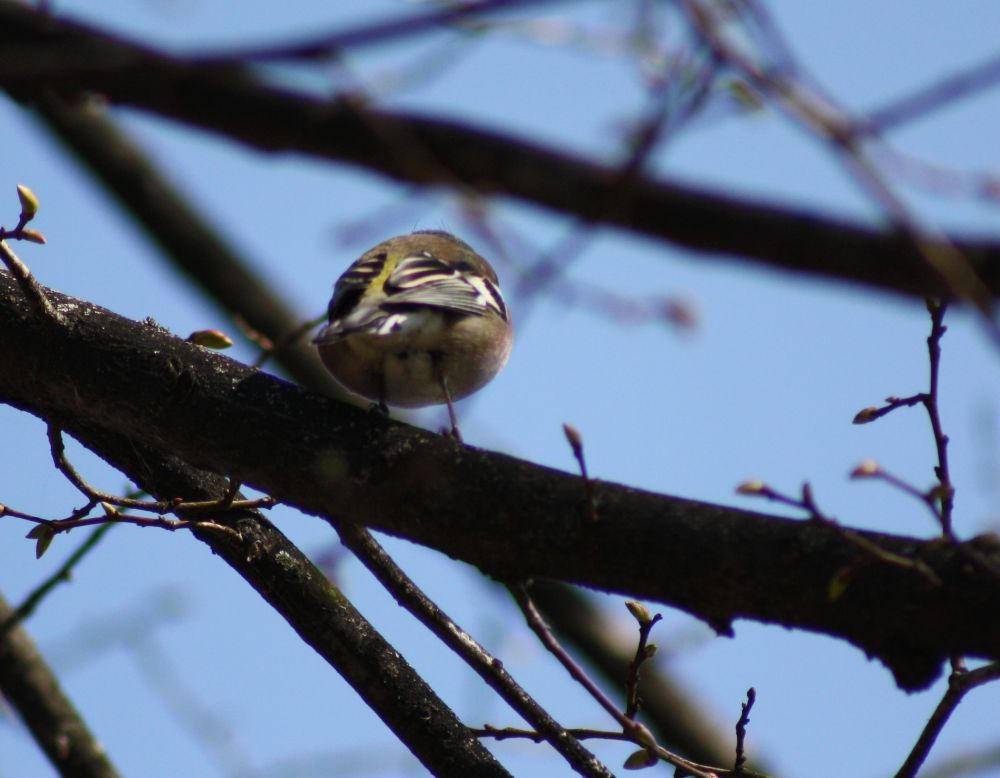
[314,230,513,439]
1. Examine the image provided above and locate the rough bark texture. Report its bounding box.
[34,424,512,777]
[1,273,998,692]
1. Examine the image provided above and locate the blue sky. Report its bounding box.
[3,2,1000,776]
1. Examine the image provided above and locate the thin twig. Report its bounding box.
[0,239,64,325]
[624,605,662,720]
[922,301,956,539]
[853,393,927,424]
[45,424,272,532]
[512,50,716,313]
[738,481,942,586]
[563,423,597,521]
[850,461,947,532]
[681,0,995,320]
[867,50,1000,132]
[895,663,1000,778]
[332,522,614,778]
[474,725,634,743]
[252,314,326,369]
[850,302,956,539]
[734,688,756,774]
[507,583,721,778]
[205,0,568,62]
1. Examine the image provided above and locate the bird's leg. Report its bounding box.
[369,373,389,417]
[437,372,462,442]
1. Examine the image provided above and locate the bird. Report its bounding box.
[313,230,513,439]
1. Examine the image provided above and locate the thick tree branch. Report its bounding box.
[29,94,345,397]
[3,1,1000,300]
[0,593,122,778]
[1,274,999,692]
[52,423,511,777]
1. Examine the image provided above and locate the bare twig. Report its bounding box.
[32,95,346,398]
[868,50,1000,133]
[850,301,956,539]
[0,185,64,324]
[527,580,737,766]
[853,394,927,425]
[734,688,756,773]
[508,583,721,778]
[252,313,326,369]
[474,725,635,743]
[333,522,614,778]
[36,424,270,540]
[512,51,716,314]
[895,663,1000,778]
[126,633,256,776]
[681,0,995,319]
[0,238,64,325]
[60,430,512,776]
[204,0,569,63]
[4,273,999,687]
[737,480,942,587]
[623,602,662,720]
[923,301,956,538]
[6,6,1000,302]
[563,423,598,522]
[849,460,948,534]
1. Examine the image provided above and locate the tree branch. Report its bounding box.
[27,94,346,398]
[1,273,998,691]
[3,1,1000,301]
[0,593,122,778]
[51,422,512,776]
[527,581,739,768]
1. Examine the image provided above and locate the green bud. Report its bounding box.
[853,407,879,424]
[19,228,46,245]
[16,184,39,221]
[626,600,651,625]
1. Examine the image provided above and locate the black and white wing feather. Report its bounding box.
[385,253,507,319]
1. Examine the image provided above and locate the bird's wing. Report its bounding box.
[385,254,503,317]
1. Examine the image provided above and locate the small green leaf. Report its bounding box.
[623,749,657,770]
[26,524,55,559]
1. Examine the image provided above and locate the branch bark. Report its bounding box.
[1,272,998,692]
[51,423,512,777]
[2,1,1000,301]
[0,594,122,778]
